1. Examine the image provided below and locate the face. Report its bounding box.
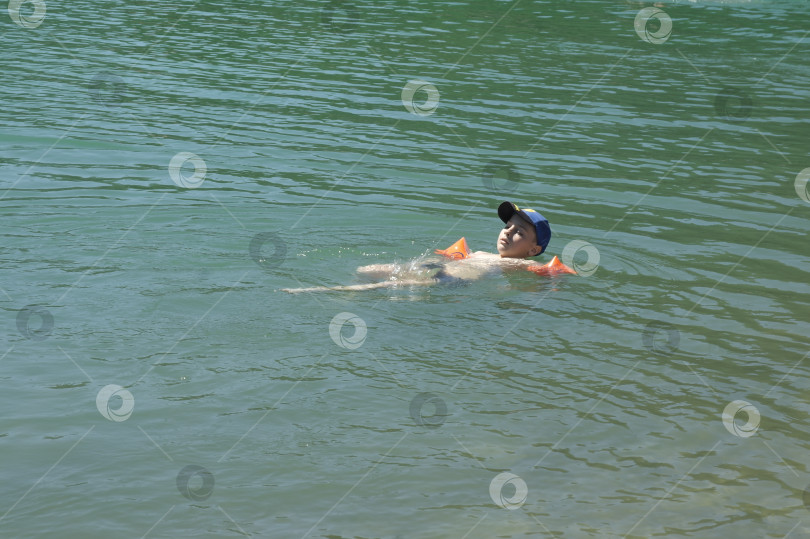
[497,215,542,258]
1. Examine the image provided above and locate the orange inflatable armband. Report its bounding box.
[526,256,577,276]
[434,237,471,260]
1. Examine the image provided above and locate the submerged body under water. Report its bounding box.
[285,250,546,293]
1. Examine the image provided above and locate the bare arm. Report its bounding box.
[281,279,431,294]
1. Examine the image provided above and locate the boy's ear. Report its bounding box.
[529,245,543,257]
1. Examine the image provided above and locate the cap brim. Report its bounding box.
[499,201,533,227]
[498,201,518,223]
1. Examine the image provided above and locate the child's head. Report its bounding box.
[496,201,551,258]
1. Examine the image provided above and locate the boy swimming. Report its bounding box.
[281,201,573,293]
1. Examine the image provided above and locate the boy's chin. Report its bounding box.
[497,244,525,258]
[498,250,521,259]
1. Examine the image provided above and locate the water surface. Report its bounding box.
[2,0,810,537]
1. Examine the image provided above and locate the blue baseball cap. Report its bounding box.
[497,201,551,255]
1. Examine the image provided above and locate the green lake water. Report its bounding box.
[2,0,810,537]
